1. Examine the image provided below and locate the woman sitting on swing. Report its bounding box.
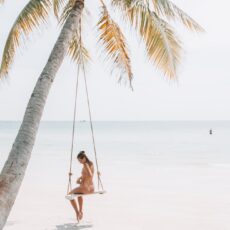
[68,150,95,221]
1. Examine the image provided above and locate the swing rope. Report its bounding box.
[67,17,104,195]
[82,50,104,192]
[67,63,80,195]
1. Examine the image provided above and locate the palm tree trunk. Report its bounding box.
[0,0,84,228]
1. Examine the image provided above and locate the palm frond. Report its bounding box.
[68,32,90,65]
[147,12,181,78]
[53,0,67,18]
[113,0,203,32]
[113,0,182,78]
[0,0,51,78]
[59,0,74,24]
[59,0,89,25]
[97,0,133,88]
[61,1,90,66]
[152,0,204,32]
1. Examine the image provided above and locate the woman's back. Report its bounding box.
[81,164,94,186]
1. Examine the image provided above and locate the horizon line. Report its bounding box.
[0,120,230,122]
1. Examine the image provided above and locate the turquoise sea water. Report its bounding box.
[1,120,230,165]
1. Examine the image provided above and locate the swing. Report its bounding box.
[65,28,106,201]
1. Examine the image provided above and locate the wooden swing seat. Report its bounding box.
[65,190,106,200]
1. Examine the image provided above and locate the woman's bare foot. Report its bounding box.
[79,211,83,220]
[76,211,80,222]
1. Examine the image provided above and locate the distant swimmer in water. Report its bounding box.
[209,129,213,135]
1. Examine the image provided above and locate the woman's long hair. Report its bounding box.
[77,151,93,166]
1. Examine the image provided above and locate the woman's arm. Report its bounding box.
[84,163,93,177]
[76,176,82,184]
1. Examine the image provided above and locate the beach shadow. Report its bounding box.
[54,223,93,230]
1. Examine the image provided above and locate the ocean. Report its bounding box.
[1,121,230,167]
[1,121,230,230]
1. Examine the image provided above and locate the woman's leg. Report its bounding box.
[68,187,87,221]
[78,196,83,219]
[68,186,86,195]
[70,199,80,221]
[77,185,94,220]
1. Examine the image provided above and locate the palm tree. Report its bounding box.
[0,0,203,228]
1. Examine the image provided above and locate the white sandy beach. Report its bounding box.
[1,121,230,230]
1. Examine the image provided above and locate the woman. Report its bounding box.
[68,150,95,221]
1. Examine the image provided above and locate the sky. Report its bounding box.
[0,0,229,121]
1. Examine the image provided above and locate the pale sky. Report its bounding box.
[0,0,229,121]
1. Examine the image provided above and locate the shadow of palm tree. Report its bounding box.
[54,223,93,230]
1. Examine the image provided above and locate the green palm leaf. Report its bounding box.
[0,0,51,78]
[97,0,133,88]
